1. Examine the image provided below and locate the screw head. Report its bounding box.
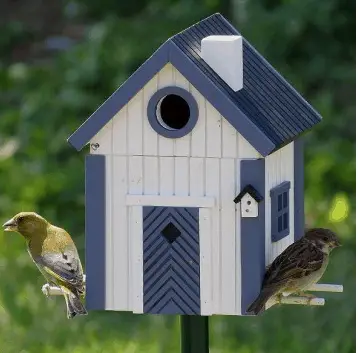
[91,143,100,151]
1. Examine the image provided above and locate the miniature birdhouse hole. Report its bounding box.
[240,194,258,217]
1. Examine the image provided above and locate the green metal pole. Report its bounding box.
[180,316,209,353]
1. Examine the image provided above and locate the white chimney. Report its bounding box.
[200,35,243,92]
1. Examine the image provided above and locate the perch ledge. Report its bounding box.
[265,283,343,310]
[42,275,87,297]
[42,277,343,307]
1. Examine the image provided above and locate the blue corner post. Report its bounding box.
[180,316,209,353]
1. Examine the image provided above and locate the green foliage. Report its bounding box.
[0,0,354,352]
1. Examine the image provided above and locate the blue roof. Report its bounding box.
[68,13,322,156]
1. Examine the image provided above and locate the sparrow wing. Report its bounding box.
[262,239,325,290]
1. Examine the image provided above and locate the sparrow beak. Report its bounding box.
[332,239,341,248]
[3,218,18,232]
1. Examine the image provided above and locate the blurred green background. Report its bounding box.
[0,0,355,352]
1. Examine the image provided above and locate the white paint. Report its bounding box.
[174,157,189,196]
[265,142,295,266]
[92,63,259,159]
[173,69,191,156]
[130,206,144,313]
[127,92,143,155]
[158,64,175,156]
[266,296,325,309]
[190,85,206,157]
[240,194,258,218]
[189,158,204,196]
[112,156,129,310]
[126,195,215,208]
[219,159,236,314]
[199,208,212,315]
[205,103,222,158]
[205,158,221,313]
[143,76,158,155]
[201,35,243,91]
[112,107,127,155]
[108,156,240,314]
[89,121,112,155]
[307,284,344,292]
[159,157,174,195]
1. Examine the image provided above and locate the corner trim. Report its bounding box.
[85,154,106,310]
[294,138,305,241]
[240,158,265,315]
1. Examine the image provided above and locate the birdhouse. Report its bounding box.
[67,13,322,316]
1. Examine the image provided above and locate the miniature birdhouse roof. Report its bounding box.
[67,13,322,156]
[234,184,264,204]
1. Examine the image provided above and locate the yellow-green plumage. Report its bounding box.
[3,212,87,319]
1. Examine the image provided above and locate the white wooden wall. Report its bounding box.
[103,155,241,315]
[89,63,265,315]
[264,142,295,266]
[90,63,261,159]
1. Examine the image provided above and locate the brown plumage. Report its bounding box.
[247,228,341,315]
[3,212,87,319]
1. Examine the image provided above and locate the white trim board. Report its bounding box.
[126,195,216,208]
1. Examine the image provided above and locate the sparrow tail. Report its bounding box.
[62,287,88,319]
[246,289,275,315]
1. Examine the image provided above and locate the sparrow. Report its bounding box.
[247,228,341,315]
[3,212,87,319]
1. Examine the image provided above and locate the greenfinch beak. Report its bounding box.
[3,218,18,232]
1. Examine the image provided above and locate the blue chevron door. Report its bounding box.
[143,206,201,315]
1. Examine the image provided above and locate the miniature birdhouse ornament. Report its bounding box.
[234,184,263,218]
[62,13,343,317]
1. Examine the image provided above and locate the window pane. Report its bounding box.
[278,215,283,232]
[283,192,288,208]
[278,194,282,211]
[283,212,288,230]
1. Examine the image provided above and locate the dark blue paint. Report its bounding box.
[172,13,322,147]
[168,42,275,157]
[67,14,321,155]
[240,159,265,315]
[270,181,291,242]
[147,86,199,138]
[294,138,305,241]
[85,154,106,310]
[143,206,200,315]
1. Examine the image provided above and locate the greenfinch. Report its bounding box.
[3,212,87,319]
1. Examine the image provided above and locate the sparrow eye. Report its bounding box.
[323,236,329,241]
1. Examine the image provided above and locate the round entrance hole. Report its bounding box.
[157,94,190,130]
[147,86,199,138]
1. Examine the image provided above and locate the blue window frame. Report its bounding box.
[270,181,291,242]
[147,86,199,139]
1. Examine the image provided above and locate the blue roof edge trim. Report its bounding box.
[168,41,275,156]
[67,41,171,151]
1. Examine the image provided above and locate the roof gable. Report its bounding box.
[68,13,321,156]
